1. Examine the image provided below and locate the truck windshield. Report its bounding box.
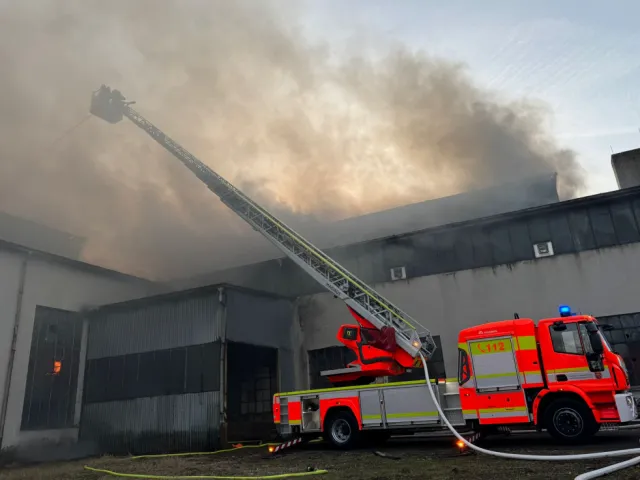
[550,322,610,355]
[597,327,613,352]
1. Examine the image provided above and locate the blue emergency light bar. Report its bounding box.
[559,305,572,317]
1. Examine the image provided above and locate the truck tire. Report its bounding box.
[323,410,360,449]
[544,397,598,443]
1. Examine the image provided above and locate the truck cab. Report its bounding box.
[457,306,637,443]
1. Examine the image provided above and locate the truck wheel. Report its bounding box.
[323,410,360,449]
[544,398,597,443]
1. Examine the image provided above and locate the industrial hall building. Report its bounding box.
[1,147,640,456]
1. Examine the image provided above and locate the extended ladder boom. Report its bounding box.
[89,86,436,362]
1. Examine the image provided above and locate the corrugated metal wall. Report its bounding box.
[80,286,295,454]
[172,186,640,300]
[81,391,220,454]
[81,291,224,454]
[87,293,222,359]
[598,312,640,386]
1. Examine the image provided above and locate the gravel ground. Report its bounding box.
[1,431,639,480]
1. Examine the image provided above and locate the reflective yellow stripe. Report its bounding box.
[517,336,537,351]
[458,342,469,353]
[479,407,527,414]
[462,409,476,415]
[470,339,513,355]
[387,412,438,418]
[364,412,438,421]
[475,372,517,379]
[547,367,590,374]
[289,420,301,425]
[362,414,382,420]
[277,379,441,396]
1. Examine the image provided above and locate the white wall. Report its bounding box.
[299,243,640,384]
[0,251,24,436]
[0,250,157,449]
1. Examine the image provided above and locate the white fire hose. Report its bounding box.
[418,353,640,480]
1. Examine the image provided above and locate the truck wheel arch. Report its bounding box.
[320,399,362,429]
[533,387,597,427]
[322,408,361,449]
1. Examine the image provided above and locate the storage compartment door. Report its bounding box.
[360,389,383,427]
[469,337,520,391]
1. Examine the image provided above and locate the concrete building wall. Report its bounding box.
[0,250,155,449]
[298,243,640,386]
[612,147,640,190]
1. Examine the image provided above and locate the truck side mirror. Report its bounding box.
[589,333,604,355]
[583,322,604,354]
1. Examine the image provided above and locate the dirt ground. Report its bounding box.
[1,431,639,480]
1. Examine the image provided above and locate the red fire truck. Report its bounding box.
[90,87,637,451]
[272,306,637,448]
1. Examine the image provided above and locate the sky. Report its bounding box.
[1,0,639,279]
[300,0,640,195]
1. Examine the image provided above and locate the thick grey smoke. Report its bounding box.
[0,0,585,279]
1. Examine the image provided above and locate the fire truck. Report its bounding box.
[273,309,637,448]
[89,87,637,450]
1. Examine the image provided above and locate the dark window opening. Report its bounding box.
[307,346,357,390]
[84,342,220,404]
[226,342,278,441]
[21,306,83,431]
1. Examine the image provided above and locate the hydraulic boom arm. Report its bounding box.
[89,85,436,384]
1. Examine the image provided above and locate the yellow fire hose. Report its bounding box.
[83,443,328,479]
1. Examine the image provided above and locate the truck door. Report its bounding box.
[546,322,613,389]
[467,336,530,424]
[469,337,521,391]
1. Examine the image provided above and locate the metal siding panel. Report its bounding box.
[471,228,492,268]
[633,198,640,234]
[548,213,574,255]
[589,206,618,248]
[527,217,551,244]
[610,202,640,244]
[432,232,455,274]
[413,234,438,277]
[87,294,221,359]
[225,290,293,349]
[381,238,415,276]
[568,209,596,251]
[489,226,513,265]
[80,391,220,454]
[508,221,533,261]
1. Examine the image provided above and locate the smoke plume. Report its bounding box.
[0,0,585,279]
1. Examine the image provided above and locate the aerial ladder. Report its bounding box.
[89,85,437,386]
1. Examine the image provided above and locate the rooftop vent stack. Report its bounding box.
[611,147,640,190]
